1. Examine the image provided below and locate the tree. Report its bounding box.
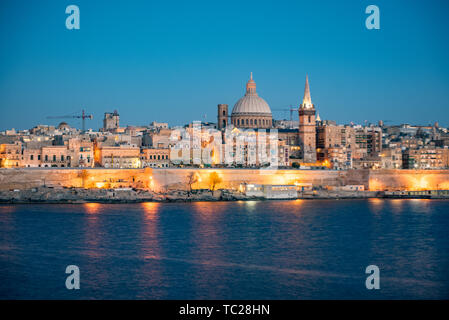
[186,172,198,195]
[208,172,222,195]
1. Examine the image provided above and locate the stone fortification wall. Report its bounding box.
[0,168,448,191]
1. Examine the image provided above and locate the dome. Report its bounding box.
[231,73,272,116]
[232,95,272,115]
[57,122,70,130]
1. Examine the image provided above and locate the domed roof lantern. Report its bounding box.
[246,72,257,95]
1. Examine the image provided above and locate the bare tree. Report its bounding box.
[186,172,198,195]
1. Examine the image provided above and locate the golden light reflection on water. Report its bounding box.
[141,202,160,221]
[83,203,102,258]
[192,201,227,222]
[368,198,384,214]
[244,201,258,212]
[0,206,17,214]
[389,199,404,213]
[138,202,164,291]
[84,202,101,214]
[408,199,431,213]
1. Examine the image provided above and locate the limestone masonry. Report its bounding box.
[1,168,448,192]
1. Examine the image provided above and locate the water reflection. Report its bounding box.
[138,202,165,297]
[82,203,102,258]
[389,199,405,213]
[0,200,447,299]
[408,199,431,213]
[141,202,160,221]
[245,201,257,212]
[84,202,101,215]
[0,205,17,214]
[368,198,384,214]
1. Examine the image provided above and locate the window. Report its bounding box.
[30,155,34,160]
[53,155,56,161]
[223,110,225,116]
[38,155,41,160]
[61,155,64,161]
[45,155,48,161]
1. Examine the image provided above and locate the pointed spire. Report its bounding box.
[250,72,253,80]
[316,112,321,122]
[302,75,313,108]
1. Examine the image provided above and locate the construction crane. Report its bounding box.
[47,109,93,132]
[271,105,299,128]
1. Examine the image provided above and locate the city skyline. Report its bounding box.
[1,0,449,131]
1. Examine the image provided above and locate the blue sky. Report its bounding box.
[1,0,448,130]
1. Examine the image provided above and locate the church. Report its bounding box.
[217,73,318,164]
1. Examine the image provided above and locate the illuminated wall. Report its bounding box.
[0,168,448,192]
[369,169,449,191]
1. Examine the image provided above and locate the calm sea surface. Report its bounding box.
[0,199,448,299]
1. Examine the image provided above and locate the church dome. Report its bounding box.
[231,73,272,116]
[57,122,70,130]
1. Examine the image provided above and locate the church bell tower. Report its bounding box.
[298,75,317,163]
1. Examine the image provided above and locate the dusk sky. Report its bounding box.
[1,0,448,131]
